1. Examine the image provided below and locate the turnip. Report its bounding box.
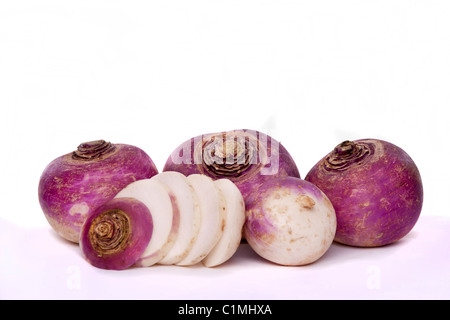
[202,179,246,267]
[163,129,300,204]
[305,139,423,247]
[38,140,158,243]
[114,179,180,266]
[176,174,225,266]
[80,197,153,270]
[244,176,336,266]
[151,171,201,265]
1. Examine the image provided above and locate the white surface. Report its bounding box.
[1,215,449,299]
[1,1,449,299]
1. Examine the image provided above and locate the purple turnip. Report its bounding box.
[244,176,336,266]
[38,140,158,243]
[305,139,423,247]
[80,197,153,270]
[163,129,300,204]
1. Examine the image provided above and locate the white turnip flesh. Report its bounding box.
[151,171,201,265]
[177,174,225,266]
[202,179,245,267]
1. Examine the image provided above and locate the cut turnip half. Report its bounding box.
[151,171,201,265]
[79,197,153,270]
[202,179,245,267]
[114,179,179,267]
[177,174,225,266]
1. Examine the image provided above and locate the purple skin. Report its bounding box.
[305,139,423,247]
[38,140,158,243]
[163,129,300,204]
[80,197,153,270]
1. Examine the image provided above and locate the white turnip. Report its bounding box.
[244,176,336,266]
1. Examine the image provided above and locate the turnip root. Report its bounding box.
[244,176,336,266]
[305,139,423,247]
[80,197,153,270]
[38,140,158,243]
[163,129,300,205]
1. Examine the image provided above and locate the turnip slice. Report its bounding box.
[202,179,245,267]
[114,179,179,267]
[177,174,225,266]
[151,171,201,265]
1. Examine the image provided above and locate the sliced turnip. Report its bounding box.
[202,179,245,267]
[151,171,201,265]
[177,174,225,266]
[114,179,179,267]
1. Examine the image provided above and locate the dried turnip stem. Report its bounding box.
[71,140,117,161]
[89,209,131,256]
[324,140,372,171]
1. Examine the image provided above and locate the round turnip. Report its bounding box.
[305,139,423,247]
[38,140,158,243]
[244,176,336,266]
[163,129,300,204]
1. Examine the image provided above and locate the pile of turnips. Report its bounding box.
[38,129,424,270]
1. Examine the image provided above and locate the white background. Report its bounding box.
[1,1,449,300]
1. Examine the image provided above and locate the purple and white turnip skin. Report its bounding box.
[244,176,336,266]
[38,140,158,243]
[80,197,153,270]
[305,139,423,247]
[163,129,300,204]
